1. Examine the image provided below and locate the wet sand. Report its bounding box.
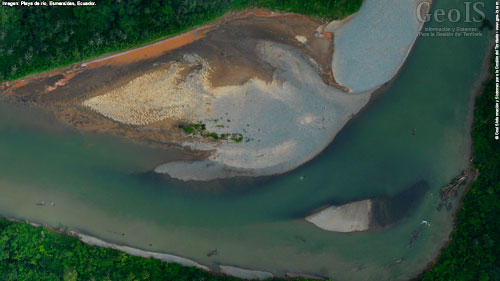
[306,200,373,232]
[0,0,493,278]
[0,1,428,182]
[219,265,273,280]
[305,180,430,233]
[0,9,346,180]
[326,0,432,93]
[1,216,281,280]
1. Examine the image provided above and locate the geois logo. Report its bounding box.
[417,2,486,23]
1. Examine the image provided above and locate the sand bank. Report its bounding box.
[306,200,373,232]
[326,0,431,93]
[2,2,429,182]
[83,25,214,69]
[154,0,430,181]
[78,233,210,271]
[219,265,273,280]
[3,217,208,270]
[306,181,431,233]
[82,234,277,280]
[151,41,370,180]
[285,272,326,280]
[2,216,287,279]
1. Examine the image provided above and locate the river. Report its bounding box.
[0,0,495,280]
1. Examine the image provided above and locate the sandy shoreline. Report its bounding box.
[0,9,350,182]
[1,216,283,279]
[327,0,432,94]
[0,1,494,278]
[0,1,430,182]
[154,0,432,181]
[306,200,373,232]
[409,38,496,280]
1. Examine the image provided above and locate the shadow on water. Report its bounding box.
[370,180,430,229]
[288,179,430,230]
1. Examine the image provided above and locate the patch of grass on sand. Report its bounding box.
[178,123,244,143]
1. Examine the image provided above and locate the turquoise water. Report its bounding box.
[0,0,495,280]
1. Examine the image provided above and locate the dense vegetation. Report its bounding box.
[421,61,500,280]
[0,219,304,281]
[0,1,360,280]
[1,1,498,281]
[0,0,362,81]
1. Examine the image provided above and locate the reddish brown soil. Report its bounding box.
[0,9,339,150]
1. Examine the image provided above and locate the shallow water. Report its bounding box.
[330,0,423,93]
[0,0,495,280]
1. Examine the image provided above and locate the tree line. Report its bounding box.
[421,57,500,281]
[0,0,362,81]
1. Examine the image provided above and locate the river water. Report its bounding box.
[0,1,494,280]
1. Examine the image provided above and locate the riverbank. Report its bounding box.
[0,216,329,280]
[416,46,499,280]
[0,0,363,82]
[1,0,429,182]
[0,217,235,280]
[1,0,496,280]
[1,8,360,182]
[154,0,431,181]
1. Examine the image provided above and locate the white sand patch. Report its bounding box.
[286,272,326,280]
[86,0,427,181]
[154,41,371,180]
[306,200,373,232]
[219,265,274,280]
[299,114,320,126]
[295,35,308,44]
[79,233,210,270]
[83,55,213,125]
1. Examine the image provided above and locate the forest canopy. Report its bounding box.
[0,0,362,81]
